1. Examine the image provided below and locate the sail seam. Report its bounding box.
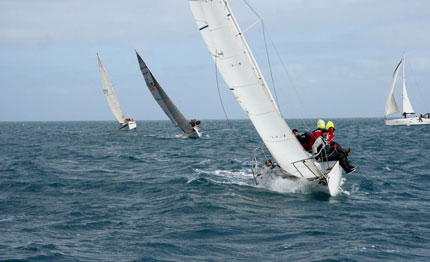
[248,111,277,116]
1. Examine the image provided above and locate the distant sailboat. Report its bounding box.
[135,51,202,138]
[188,0,342,195]
[385,53,430,126]
[97,54,136,130]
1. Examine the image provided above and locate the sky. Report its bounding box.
[1,0,430,121]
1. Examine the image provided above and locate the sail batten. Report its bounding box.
[97,55,126,124]
[189,0,319,178]
[136,52,194,134]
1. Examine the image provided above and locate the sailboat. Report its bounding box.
[385,53,430,126]
[188,0,342,196]
[135,51,202,138]
[97,54,136,130]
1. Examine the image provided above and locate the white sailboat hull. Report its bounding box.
[254,161,343,196]
[323,161,342,196]
[191,126,202,138]
[385,118,430,126]
[119,121,137,131]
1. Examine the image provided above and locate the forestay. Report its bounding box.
[97,55,126,124]
[136,52,194,134]
[188,0,320,178]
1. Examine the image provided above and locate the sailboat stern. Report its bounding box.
[309,161,342,196]
[127,120,137,130]
[192,126,202,138]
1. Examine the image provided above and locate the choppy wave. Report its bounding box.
[0,119,429,261]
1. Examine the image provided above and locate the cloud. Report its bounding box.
[1,0,430,120]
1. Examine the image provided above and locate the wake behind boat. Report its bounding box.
[188,0,342,196]
[135,51,202,138]
[385,53,430,126]
[97,54,136,130]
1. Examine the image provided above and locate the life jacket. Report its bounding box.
[328,129,334,147]
[309,129,322,147]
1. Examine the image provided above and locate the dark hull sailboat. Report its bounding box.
[136,52,201,138]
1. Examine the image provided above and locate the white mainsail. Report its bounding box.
[97,54,126,124]
[189,0,320,178]
[385,59,402,117]
[401,54,415,114]
[385,53,416,117]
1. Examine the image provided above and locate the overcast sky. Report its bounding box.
[1,0,430,121]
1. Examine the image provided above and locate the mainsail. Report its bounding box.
[97,54,126,124]
[188,0,320,178]
[136,52,194,134]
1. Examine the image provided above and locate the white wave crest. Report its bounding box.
[193,168,254,185]
[262,176,316,194]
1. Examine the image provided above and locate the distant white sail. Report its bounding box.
[97,54,126,124]
[401,54,415,114]
[385,59,402,117]
[189,0,319,178]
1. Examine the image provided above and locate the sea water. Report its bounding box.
[0,119,429,261]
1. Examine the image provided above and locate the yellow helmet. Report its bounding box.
[326,121,334,130]
[317,119,325,129]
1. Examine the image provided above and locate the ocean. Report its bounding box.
[0,119,429,261]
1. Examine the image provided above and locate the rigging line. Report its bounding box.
[242,0,312,132]
[242,0,280,112]
[407,60,430,113]
[266,31,312,131]
[214,55,252,155]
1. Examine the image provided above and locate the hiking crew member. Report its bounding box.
[293,129,312,151]
[312,129,356,174]
[326,120,351,156]
[326,121,335,146]
[312,129,330,161]
[309,119,326,147]
[293,129,305,144]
